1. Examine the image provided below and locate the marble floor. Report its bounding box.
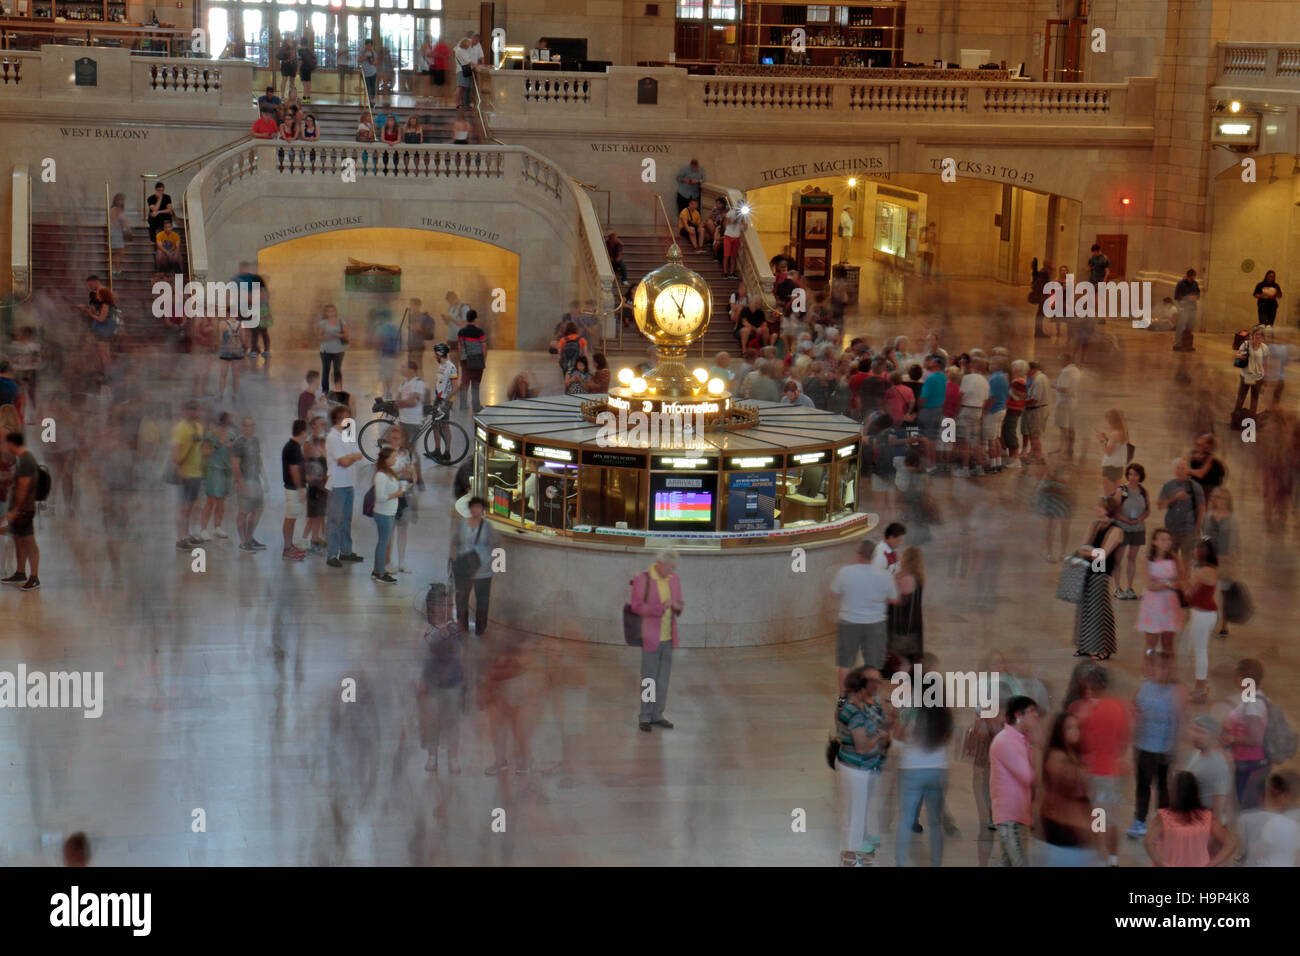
[2,283,1297,866]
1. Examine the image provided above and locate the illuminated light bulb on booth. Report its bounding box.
[631,377,647,394]
[692,367,709,384]
[848,178,857,188]
[707,378,725,395]
[617,367,634,385]
[1229,100,1242,113]
[1120,197,1131,206]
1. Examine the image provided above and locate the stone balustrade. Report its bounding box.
[185,140,611,345]
[0,53,40,93]
[483,66,1155,135]
[1218,43,1300,89]
[0,47,252,107]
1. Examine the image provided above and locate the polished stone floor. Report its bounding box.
[3,278,1297,866]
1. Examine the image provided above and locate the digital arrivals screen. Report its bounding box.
[654,490,713,522]
[648,473,718,530]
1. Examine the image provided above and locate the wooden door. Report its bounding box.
[675,22,702,61]
[1095,234,1127,279]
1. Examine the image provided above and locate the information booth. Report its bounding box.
[472,396,863,547]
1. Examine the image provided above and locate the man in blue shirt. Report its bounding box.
[0,361,19,407]
[676,159,704,214]
[918,354,947,469]
[983,356,1010,472]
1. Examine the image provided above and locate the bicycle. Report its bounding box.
[358,396,469,466]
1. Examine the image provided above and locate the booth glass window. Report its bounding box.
[485,447,524,523]
[524,460,578,531]
[781,463,829,528]
[579,466,646,530]
[677,0,705,18]
[831,455,858,519]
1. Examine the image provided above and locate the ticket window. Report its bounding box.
[782,464,828,525]
[485,447,524,523]
[830,456,858,518]
[524,460,578,531]
[579,467,646,530]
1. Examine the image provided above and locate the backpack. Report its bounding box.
[460,332,485,370]
[559,335,583,374]
[1263,694,1299,764]
[300,48,317,71]
[34,464,52,502]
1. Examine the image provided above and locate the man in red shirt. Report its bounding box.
[1069,664,1131,865]
[252,107,279,139]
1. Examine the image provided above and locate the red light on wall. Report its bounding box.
[1120,197,1131,206]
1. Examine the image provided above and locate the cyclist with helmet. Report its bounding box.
[431,343,460,462]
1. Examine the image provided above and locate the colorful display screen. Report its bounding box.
[653,491,713,522]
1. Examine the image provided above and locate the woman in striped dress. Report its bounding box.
[1071,497,1124,661]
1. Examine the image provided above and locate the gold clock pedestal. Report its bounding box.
[584,242,762,431]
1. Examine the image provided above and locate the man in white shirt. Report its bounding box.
[722,205,745,279]
[1053,354,1081,460]
[430,343,460,461]
[396,360,427,486]
[442,289,474,348]
[454,36,477,109]
[324,405,365,567]
[831,538,900,700]
[956,357,990,477]
[1241,770,1300,866]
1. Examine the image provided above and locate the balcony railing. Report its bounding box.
[0,48,252,105]
[482,66,1155,134]
[1218,43,1300,89]
[185,140,620,330]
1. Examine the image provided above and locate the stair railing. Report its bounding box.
[104,181,114,295]
[9,164,32,305]
[141,133,253,228]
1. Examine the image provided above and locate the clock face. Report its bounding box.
[652,284,706,337]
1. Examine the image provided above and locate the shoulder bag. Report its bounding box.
[451,521,483,581]
[622,573,651,647]
[1055,555,1089,604]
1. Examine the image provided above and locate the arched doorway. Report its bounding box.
[255,226,520,350]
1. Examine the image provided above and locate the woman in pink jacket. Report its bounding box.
[630,550,684,733]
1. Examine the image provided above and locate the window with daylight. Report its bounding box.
[206,0,442,68]
[707,0,738,18]
[677,0,705,19]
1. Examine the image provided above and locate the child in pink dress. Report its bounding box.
[1136,529,1184,656]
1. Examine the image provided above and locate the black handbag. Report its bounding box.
[1234,355,1248,369]
[1055,556,1089,604]
[461,63,473,78]
[451,522,483,580]
[1223,580,1255,624]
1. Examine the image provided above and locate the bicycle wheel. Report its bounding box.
[358,417,396,463]
[422,418,469,466]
